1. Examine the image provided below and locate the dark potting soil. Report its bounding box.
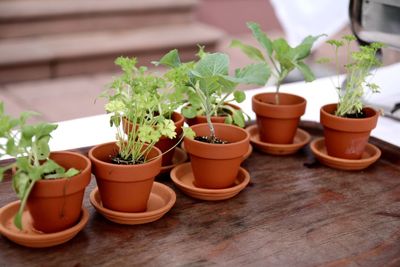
[111,154,146,165]
[194,136,228,144]
[343,111,366,119]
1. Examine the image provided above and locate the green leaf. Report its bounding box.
[233,63,270,85]
[295,61,315,82]
[36,136,51,160]
[246,22,273,56]
[232,110,245,128]
[64,168,80,178]
[181,106,197,119]
[291,34,325,61]
[183,127,196,139]
[224,115,233,125]
[6,139,16,155]
[13,172,30,199]
[230,40,265,62]
[153,49,181,68]
[194,53,229,77]
[233,91,246,103]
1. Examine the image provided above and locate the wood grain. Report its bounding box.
[0,121,399,266]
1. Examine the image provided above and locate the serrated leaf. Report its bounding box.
[233,91,246,103]
[153,49,181,68]
[295,61,315,82]
[246,22,273,56]
[230,40,265,62]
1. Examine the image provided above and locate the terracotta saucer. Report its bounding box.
[90,182,176,225]
[170,162,250,201]
[310,137,381,171]
[0,202,89,248]
[245,124,311,155]
[159,147,188,174]
[181,142,253,162]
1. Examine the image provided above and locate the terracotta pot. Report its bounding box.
[27,151,91,233]
[88,142,162,212]
[184,123,250,189]
[320,103,379,159]
[252,92,306,144]
[185,103,242,126]
[123,112,184,166]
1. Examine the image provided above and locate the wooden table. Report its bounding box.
[1,121,400,266]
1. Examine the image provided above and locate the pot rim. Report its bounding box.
[88,141,162,168]
[321,103,378,121]
[252,92,306,108]
[34,151,91,185]
[186,123,250,147]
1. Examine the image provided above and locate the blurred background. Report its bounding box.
[1,0,399,123]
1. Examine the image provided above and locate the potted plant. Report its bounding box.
[0,103,91,233]
[155,47,269,128]
[102,56,186,167]
[232,22,323,143]
[90,57,194,213]
[318,35,383,159]
[181,51,268,189]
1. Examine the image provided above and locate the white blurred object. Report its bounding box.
[270,0,349,47]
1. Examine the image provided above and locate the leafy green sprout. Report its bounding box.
[0,102,79,230]
[318,35,383,117]
[231,22,324,104]
[155,47,270,142]
[102,57,194,164]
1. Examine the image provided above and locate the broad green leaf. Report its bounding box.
[153,49,181,68]
[42,159,64,175]
[35,123,57,139]
[232,110,245,128]
[194,53,229,77]
[246,22,273,56]
[295,61,315,82]
[183,127,196,139]
[13,172,30,199]
[6,139,16,155]
[14,211,23,230]
[181,106,197,119]
[230,40,265,62]
[36,136,51,160]
[233,91,246,103]
[21,125,35,140]
[64,168,80,178]
[224,115,233,125]
[233,63,270,86]
[291,34,325,61]
[273,38,291,56]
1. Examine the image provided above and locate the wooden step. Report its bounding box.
[0,23,225,83]
[0,0,198,38]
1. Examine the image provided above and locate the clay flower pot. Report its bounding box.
[252,92,306,144]
[88,142,162,213]
[123,112,184,166]
[320,103,379,159]
[184,123,250,189]
[27,151,91,233]
[185,103,242,126]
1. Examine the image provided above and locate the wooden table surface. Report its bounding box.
[1,121,400,267]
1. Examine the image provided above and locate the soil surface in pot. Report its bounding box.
[342,111,366,119]
[194,136,228,144]
[110,154,146,165]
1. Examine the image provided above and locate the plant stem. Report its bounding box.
[14,179,36,230]
[275,82,281,105]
